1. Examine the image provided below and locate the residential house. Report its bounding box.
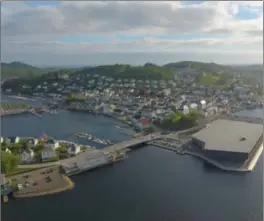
[27,139,39,148]
[3,148,12,154]
[134,119,150,131]
[41,147,57,160]
[189,103,198,111]
[44,139,59,149]
[182,105,190,115]
[68,144,81,156]
[8,136,20,144]
[200,100,206,109]
[20,149,35,163]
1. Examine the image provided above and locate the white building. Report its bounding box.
[41,147,57,160]
[183,105,190,115]
[20,149,35,163]
[27,139,39,148]
[44,139,59,149]
[68,144,81,156]
[200,100,206,109]
[163,88,171,96]
[190,103,198,111]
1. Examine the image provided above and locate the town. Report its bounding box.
[1,63,263,204]
[1,65,263,132]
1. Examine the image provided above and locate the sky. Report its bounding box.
[1,1,263,67]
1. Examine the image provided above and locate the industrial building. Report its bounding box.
[191,117,263,162]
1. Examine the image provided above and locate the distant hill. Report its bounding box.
[1,61,51,80]
[163,61,235,74]
[75,64,173,80]
[229,64,262,80]
[163,61,262,80]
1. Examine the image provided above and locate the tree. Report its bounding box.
[9,143,24,155]
[34,144,44,156]
[1,151,21,173]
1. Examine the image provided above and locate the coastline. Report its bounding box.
[14,175,75,198]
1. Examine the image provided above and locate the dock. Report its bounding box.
[28,109,42,118]
[59,133,162,176]
[73,132,115,145]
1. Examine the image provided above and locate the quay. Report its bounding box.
[16,117,263,177]
[60,133,162,176]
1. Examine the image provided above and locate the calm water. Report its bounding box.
[1,96,263,221]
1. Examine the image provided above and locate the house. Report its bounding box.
[27,139,39,148]
[3,148,12,154]
[189,103,198,111]
[0,137,3,144]
[181,105,190,115]
[20,149,35,163]
[135,119,150,131]
[8,136,20,144]
[41,147,57,160]
[68,144,81,156]
[44,139,59,149]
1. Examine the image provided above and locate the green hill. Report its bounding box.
[1,61,49,79]
[76,64,173,80]
[163,61,235,74]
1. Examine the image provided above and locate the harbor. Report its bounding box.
[73,132,115,145]
[1,107,58,118]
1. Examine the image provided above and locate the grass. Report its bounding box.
[6,167,45,177]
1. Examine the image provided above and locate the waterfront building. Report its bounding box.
[27,138,39,148]
[44,139,59,149]
[191,116,263,163]
[20,149,35,163]
[41,146,57,160]
[7,136,20,144]
[68,144,81,156]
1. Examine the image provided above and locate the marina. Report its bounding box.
[73,132,115,145]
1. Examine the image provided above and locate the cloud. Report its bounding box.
[1,1,263,65]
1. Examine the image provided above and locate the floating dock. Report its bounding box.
[73,132,114,145]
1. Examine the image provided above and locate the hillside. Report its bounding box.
[75,64,174,80]
[163,61,235,74]
[1,62,49,79]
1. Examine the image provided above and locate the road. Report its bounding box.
[18,133,162,169]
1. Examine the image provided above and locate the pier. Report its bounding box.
[73,132,114,145]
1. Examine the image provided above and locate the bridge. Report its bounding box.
[102,132,162,154]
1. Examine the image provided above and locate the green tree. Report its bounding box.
[9,143,24,155]
[1,151,21,173]
[34,144,44,156]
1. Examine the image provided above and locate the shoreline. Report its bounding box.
[14,175,75,198]
[12,166,75,199]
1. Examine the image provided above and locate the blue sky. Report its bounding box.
[2,1,263,65]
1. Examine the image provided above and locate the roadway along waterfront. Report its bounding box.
[1,96,263,221]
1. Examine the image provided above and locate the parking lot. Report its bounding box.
[10,166,72,197]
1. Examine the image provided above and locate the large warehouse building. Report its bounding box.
[191,117,263,163]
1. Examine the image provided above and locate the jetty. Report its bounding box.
[73,132,114,145]
[28,109,42,118]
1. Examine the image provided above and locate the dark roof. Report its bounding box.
[27,139,35,144]
[46,139,55,144]
[192,119,262,153]
[69,143,77,152]
[8,136,18,143]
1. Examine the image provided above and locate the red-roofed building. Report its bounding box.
[134,119,150,131]
[140,119,149,125]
